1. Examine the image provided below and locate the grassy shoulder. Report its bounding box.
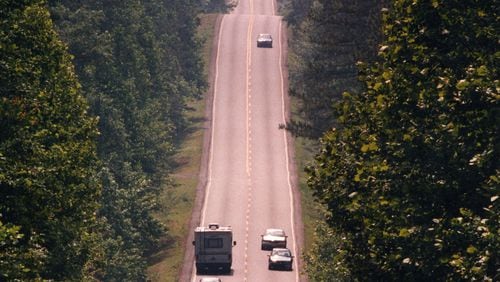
[284,22,323,254]
[147,13,218,281]
[289,99,322,252]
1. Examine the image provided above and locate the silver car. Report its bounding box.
[268,248,294,271]
[261,228,287,250]
[257,33,273,48]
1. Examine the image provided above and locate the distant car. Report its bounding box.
[257,33,273,48]
[261,228,287,250]
[199,278,222,282]
[268,248,294,271]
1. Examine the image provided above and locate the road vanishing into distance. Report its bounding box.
[189,0,301,281]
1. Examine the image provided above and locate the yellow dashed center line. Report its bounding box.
[244,0,254,279]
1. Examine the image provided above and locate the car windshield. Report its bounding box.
[273,249,291,257]
[267,229,284,236]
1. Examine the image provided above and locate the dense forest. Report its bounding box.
[0,0,208,280]
[285,0,498,280]
[285,0,388,138]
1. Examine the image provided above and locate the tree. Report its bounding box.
[0,1,100,280]
[200,0,236,13]
[287,0,385,138]
[48,0,207,278]
[306,0,499,280]
[303,220,351,281]
[0,218,46,280]
[283,0,312,26]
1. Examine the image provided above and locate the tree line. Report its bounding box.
[0,0,211,280]
[285,0,498,280]
[285,0,387,138]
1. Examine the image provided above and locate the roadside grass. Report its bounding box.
[147,13,218,281]
[289,98,322,252]
[284,24,323,255]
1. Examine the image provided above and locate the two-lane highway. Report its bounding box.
[192,0,300,281]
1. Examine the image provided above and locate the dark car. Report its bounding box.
[261,228,287,250]
[268,248,293,271]
[257,33,273,48]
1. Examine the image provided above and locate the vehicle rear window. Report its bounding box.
[269,230,284,236]
[205,238,223,248]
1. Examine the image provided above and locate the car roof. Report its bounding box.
[258,33,272,38]
[271,248,292,255]
[265,228,285,234]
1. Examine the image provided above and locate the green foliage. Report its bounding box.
[0,0,101,280]
[303,220,351,281]
[1,0,206,279]
[306,0,499,280]
[48,0,207,279]
[287,0,385,138]
[283,0,312,26]
[0,218,46,280]
[200,0,236,13]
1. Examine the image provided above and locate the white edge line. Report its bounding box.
[191,14,226,282]
[278,19,299,282]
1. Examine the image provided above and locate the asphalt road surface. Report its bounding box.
[191,0,301,281]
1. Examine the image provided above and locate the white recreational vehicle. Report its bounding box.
[193,223,236,274]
